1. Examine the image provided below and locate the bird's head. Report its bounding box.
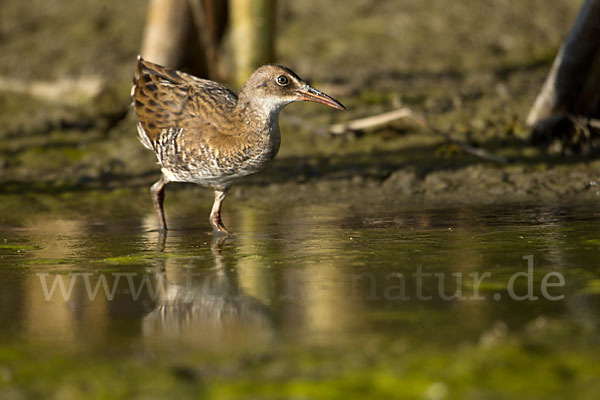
[240,64,345,113]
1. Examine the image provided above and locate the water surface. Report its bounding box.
[0,190,599,398]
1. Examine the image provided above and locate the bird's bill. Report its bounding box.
[296,86,346,110]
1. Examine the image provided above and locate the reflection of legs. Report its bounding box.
[210,234,228,271]
[210,187,230,234]
[156,229,167,252]
[151,175,168,231]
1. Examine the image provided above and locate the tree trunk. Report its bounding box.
[140,0,275,82]
[188,0,229,79]
[527,0,600,128]
[140,0,228,78]
[229,0,276,87]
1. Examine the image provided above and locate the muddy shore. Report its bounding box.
[1,0,597,207]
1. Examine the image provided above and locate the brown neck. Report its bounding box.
[234,92,285,135]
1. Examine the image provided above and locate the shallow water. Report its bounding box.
[0,190,599,397]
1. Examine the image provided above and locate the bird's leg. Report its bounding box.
[151,176,168,231]
[209,188,230,234]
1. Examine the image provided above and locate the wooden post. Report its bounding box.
[140,0,208,76]
[229,0,276,87]
[140,0,228,79]
[527,0,600,128]
[188,0,229,79]
[139,0,275,82]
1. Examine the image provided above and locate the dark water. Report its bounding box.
[0,191,599,397]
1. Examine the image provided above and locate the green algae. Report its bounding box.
[101,255,156,265]
[0,0,598,398]
[101,252,203,265]
[580,279,600,295]
[1,321,598,400]
[0,199,599,398]
[22,259,71,265]
[0,244,38,251]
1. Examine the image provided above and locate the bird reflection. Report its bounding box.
[142,234,274,347]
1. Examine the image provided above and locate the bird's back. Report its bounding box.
[131,57,279,187]
[132,57,238,147]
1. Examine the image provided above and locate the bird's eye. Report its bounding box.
[276,75,289,86]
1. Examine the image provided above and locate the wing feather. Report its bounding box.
[131,56,238,148]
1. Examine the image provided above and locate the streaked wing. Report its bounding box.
[131,57,238,149]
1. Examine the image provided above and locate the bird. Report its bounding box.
[131,56,345,234]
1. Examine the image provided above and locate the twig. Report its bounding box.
[286,106,507,164]
[329,108,413,135]
[408,110,508,164]
[329,107,508,164]
[567,113,600,131]
[0,76,103,104]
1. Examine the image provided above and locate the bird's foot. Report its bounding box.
[212,226,231,236]
[210,214,231,236]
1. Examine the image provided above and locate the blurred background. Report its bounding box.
[1,1,600,399]
[1,0,598,197]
